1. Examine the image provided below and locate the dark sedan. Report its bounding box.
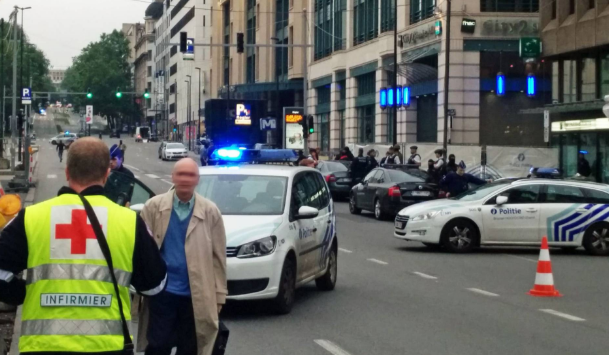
[317,161,352,199]
[349,167,439,220]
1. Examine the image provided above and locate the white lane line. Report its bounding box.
[467,288,499,297]
[413,271,438,280]
[160,179,173,185]
[539,309,585,322]
[314,340,352,355]
[134,175,140,179]
[504,254,538,263]
[47,174,57,179]
[338,248,352,253]
[145,174,160,179]
[124,164,140,171]
[367,258,388,265]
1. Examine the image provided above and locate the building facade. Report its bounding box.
[536,0,609,182]
[306,0,548,154]
[48,69,65,90]
[209,0,308,145]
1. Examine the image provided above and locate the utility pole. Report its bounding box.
[271,37,280,147]
[392,0,398,146]
[442,0,452,153]
[195,67,201,139]
[302,9,308,152]
[186,75,192,150]
[11,7,18,171]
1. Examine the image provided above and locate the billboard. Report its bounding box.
[203,99,267,146]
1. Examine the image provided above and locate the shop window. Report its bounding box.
[358,105,375,143]
[551,61,560,103]
[318,113,330,152]
[581,57,596,101]
[563,60,576,103]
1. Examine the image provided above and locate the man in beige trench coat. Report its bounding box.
[136,158,227,355]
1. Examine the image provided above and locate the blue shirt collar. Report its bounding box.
[173,192,195,211]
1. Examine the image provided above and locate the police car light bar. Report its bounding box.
[211,147,298,164]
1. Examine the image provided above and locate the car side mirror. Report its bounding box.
[130,203,145,213]
[295,206,319,220]
[496,195,508,206]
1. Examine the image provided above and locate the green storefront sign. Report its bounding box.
[519,37,542,58]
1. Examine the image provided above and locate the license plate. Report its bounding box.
[412,191,431,197]
[395,221,404,229]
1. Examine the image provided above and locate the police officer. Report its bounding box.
[110,144,134,178]
[407,146,421,167]
[0,138,167,355]
[350,148,368,185]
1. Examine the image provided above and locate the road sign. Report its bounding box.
[520,37,542,58]
[447,109,456,116]
[543,110,549,143]
[260,117,276,131]
[86,105,93,125]
[184,38,194,61]
[22,87,32,105]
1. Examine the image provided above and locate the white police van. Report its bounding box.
[394,178,609,255]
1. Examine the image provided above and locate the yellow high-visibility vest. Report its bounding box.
[21,193,136,353]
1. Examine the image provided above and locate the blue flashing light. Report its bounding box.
[496,73,505,96]
[388,88,395,107]
[527,75,536,97]
[217,148,242,159]
[238,147,247,150]
[579,150,588,154]
[380,87,387,109]
[65,131,70,134]
[403,86,410,107]
[396,86,403,107]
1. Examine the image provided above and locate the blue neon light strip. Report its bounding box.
[403,86,410,106]
[380,88,387,108]
[388,88,394,107]
[396,87,403,107]
[527,76,535,97]
[496,74,505,96]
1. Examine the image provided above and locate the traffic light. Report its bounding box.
[180,32,188,52]
[115,87,122,99]
[236,33,244,53]
[300,116,309,138]
[86,87,93,99]
[307,115,314,134]
[144,89,150,99]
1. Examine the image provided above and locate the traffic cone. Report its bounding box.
[528,236,562,297]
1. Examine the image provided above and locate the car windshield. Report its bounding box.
[449,181,513,201]
[167,143,185,149]
[319,161,348,173]
[386,169,427,183]
[196,175,287,215]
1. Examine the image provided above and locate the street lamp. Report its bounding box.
[185,75,192,150]
[195,67,202,139]
[271,37,281,145]
[17,6,31,163]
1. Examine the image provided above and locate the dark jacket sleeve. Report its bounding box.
[130,216,167,296]
[466,174,487,186]
[0,210,28,305]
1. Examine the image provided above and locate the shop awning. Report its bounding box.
[520,99,605,115]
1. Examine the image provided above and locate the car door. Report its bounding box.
[289,173,319,281]
[365,170,385,207]
[104,171,155,207]
[312,171,333,275]
[540,184,589,244]
[355,169,377,209]
[481,184,541,243]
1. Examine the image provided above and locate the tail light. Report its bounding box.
[325,174,337,183]
[439,190,447,198]
[388,186,401,197]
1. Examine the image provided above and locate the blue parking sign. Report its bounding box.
[22,87,32,104]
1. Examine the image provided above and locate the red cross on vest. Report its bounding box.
[55,209,101,254]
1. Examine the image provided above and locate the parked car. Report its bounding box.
[158,141,167,159]
[349,167,439,220]
[316,161,352,199]
[49,133,77,145]
[161,142,188,160]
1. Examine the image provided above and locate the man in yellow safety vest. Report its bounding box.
[0,137,167,354]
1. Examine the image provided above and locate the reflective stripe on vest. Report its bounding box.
[26,263,132,288]
[21,194,136,353]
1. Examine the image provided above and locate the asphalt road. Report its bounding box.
[29,124,609,355]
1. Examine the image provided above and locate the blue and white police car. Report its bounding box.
[394,178,609,255]
[200,148,338,313]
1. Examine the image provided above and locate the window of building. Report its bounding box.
[551,0,557,19]
[551,61,560,103]
[358,105,375,143]
[170,83,176,94]
[289,26,294,67]
[590,0,595,9]
[170,63,177,76]
[411,0,435,25]
[581,57,597,101]
[380,0,395,33]
[337,79,346,101]
[256,4,260,29]
[147,66,152,77]
[318,113,330,152]
[339,110,346,148]
[356,72,376,96]
[170,45,177,57]
[317,85,331,105]
[569,0,575,14]
[255,47,260,80]
[480,0,538,12]
[170,103,175,113]
[563,59,576,103]
[147,50,153,61]
[601,51,609,98]
[170,7,195,37]
[223,2,230,86]
[276,0,289,82]
[203,15,206,26]
[246,0,257,84]
[353,0,379,46]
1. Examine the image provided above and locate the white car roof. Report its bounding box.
[198,164,317,178]
[509,178,609,191]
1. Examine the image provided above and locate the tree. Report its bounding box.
[62,30,138,127]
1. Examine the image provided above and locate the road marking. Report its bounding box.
[539,309,585,322]
[314,340,352,355]
[124,164,140,171]
[160,179,173,185]
[134,175,140,179]
[413,272,437,280]
[145,174,160,179]
[47,174,57,179]
[467,288,499,297]
[504,254,537,263]
[367,258,388,265]
[338,248,352,253]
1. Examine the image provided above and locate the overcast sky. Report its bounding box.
[0,0,150,69]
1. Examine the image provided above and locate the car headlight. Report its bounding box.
[411,210,442,222]
[237,236,277,258]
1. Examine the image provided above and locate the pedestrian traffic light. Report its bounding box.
[86,87,93,99]
[180,32,188,52]
[307,115,314,134]
[116,87,122,99]
[144,89,150,99]
[236,33,244,53]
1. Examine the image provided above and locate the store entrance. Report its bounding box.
[554,132,608,183]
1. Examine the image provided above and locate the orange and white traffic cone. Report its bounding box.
[528,236,562,297]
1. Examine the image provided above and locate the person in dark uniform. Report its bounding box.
[577,152,591,177]
[110,144,134,178]
[350,148,368,185]
[56,140,65,163]
[446,154,458,174]
[407,146,421,167]
[440,161,488,197]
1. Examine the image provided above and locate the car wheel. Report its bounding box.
[583,223,609,256]
[315,243,337,291]
[374,198,387,220]
[272,256,296,314]
[441,219,478,253]
[349,193,361,214]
